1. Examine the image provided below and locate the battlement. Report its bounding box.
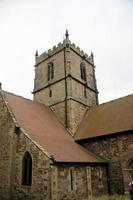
[70,43,93,64]
[35,38,94,66]
[35,42,65,65]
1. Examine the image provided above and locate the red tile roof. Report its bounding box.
[4,91,103,163]
[75,94,133,141]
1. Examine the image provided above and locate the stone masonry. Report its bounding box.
[0,90,109,200]
[0,91,53,200]
[2,31,131,199]
[0,92,15,200]
[33,36,98,134]
[81,131,133,194]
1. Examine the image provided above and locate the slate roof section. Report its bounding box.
[4,91,104,163]
[75,94,133,141]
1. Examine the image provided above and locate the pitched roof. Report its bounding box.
[4,91,103,163]
[75,94,133,141]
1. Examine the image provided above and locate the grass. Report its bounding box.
[93,195,130,200]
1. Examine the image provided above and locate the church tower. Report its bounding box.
[33,31,98,134]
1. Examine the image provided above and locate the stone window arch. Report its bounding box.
[22,151,32,186]
[80,62,86,81]
[48,62,54,81]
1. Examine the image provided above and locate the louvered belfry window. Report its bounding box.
[48,62,54,81]
[80,62,86,81]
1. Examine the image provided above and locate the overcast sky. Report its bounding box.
[0,0,133,103]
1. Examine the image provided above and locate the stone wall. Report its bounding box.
[67,100,88,133]
[11,130,52,200]
[0,92,53,200]
[0,92,109,200]
[70,49,96,92]
[0,94,15,200]
[56,164,108,200]
[91,165,109,196]
[34,79,66,106]
[9,130,109,200]
[34,50,65,93]
[81,131,133,194]
[50,101,66,128]
[70,78,97,107]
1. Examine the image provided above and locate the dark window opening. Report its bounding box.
[48,62,54,81]
[70,169,74,191]
[49,89,52,97]
[22,152,32,186]
[84,86,87,98]
[80,62,86,81]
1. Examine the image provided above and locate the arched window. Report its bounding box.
[22,152,32,186]
[80,62,86,81]
[48,62,54,81]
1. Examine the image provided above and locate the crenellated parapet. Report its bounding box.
[35,42,65,66]
[35,31,94,66]
[70,43,94,64]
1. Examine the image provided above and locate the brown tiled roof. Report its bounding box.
[75,94,133,141]
[4,91,103,163]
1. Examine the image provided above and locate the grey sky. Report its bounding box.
[0,0,133,103]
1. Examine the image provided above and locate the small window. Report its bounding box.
[80,62,86,81]
[98,168,103,188]
[70,169,74,191]
[22,152,32,186]
[48,62,54,81]
[69,168,76,191]
[49,89,52,97]
[84,86,87,98]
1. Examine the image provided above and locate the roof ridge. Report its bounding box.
[99,93,133,107]
[4,90,33,102]
[87,93,133,118]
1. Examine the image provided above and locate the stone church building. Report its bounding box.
[0,31,133,200]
